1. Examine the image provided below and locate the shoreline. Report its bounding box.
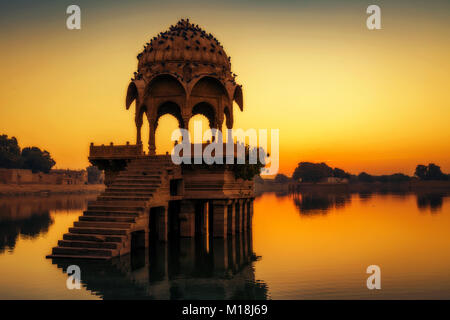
[289,180,450,192]
[256,180,450,195]
[0,184,105,197]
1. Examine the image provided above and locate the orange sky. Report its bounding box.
[0,1,449,175]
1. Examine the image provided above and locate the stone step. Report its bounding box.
[125,166,170,170]
[97,195,151,202]
[69,227,129,236]
[88,201,146,210]
[110,183,161,188]
[125,169,170,172]
[112,181,161,186]
[63,233,126,243]
[52,246,115,257]
[58,240,119,249]
[87,205,145,213]
[116,176,162,180]
[106,188,158,193]
[115,176,162,180]
[126,168,170,172]
[79,215,136,223]
[46,254,110,260]
[120,170,164,174]
[129,160,172,163]
[91,200,147,206]
[74,221,132,229]
[83,210,141,217]
[102,191,155,196]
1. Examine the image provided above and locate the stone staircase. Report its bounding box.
[47,156,178,260]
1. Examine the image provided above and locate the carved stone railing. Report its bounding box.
[89,142,143,159]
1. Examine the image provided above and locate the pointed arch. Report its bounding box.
[190,76,228,98]
[233,85,243,111]
[192,102,216,128]
[146,74,187,98]
[223,106,233,129]
[126,80,146,110]
[155,101,184,129]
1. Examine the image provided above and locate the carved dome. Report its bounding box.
[135,19,236,84]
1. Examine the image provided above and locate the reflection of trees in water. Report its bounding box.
[291,190,449,214]
[358,191,373,201]
[0,194,97,253]
[51,231,268,300]
[291,192,351,215]
[358,190,410,201]
[416,192,447,213]
[274,191,289,198]
[0,211,53,253]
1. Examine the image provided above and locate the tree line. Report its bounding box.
[271,162,450,183]
[0,135,55,173]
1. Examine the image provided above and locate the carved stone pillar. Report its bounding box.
[212,200,228,238]
[248,199,254,229]
[242,199,248,231]
[135,109,144,145]
[149,119,156,156]
[180,200,195,237]
[158,206,168,242]
[239,199,245,233]
[212,238,228,271]
[234,200,241,234]
[199,201,208,235]
[227,201,235,235]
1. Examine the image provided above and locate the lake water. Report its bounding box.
[0,190,449,299]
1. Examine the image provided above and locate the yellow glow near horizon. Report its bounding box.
[0,4,449,175]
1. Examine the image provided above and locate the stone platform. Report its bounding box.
[47,153,254,260]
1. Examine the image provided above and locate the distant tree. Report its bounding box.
[274,173,290,183]
[333,167,350,179]
[415,165,428,180]
[87,165,102,184]
[415,163,448,181]
[0,135,22,168]
[21,147,55,173]
[293,162,333,182]
[358,172,374,183]
[427,163,446,180]
[386,173,411,182]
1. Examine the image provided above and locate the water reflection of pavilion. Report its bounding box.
[52,230,268,300]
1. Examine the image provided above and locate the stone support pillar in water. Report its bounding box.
[227,201,236,235]
[212,200,228,238]
[179,200,196,237]
[158,206,168,241]
[234,200,241,234]
[242,199,248,231]
[248,199,254,229]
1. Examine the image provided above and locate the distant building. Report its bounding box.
[49,170,87,185]
[0,168,87,185]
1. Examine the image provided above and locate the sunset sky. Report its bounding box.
[0,0,449,175]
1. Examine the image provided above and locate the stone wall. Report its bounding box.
[0,169,87,185]
[0,169,33,184]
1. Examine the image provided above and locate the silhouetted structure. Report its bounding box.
[47,20,257,260]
